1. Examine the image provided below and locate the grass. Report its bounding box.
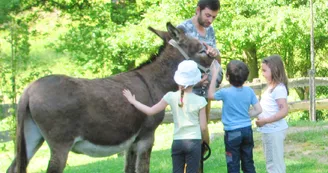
[1,120,328,172]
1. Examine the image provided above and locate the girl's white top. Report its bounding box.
[257,83,288,133]
[163,91,207,140]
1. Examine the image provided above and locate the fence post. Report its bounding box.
[309,0,316,121]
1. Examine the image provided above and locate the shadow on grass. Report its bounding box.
[64,155,125,173]
[55,143,328,173]
[63,148,173,173]
[63,139,228,172]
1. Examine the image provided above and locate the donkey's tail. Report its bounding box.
[16,91,29,173]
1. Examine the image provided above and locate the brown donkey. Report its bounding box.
[7,22,215,173]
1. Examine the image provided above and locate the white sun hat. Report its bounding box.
[174,60,201,88]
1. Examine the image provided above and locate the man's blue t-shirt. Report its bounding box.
[177,19,217,49]
[214,86,258,131]
[177,19,222,97]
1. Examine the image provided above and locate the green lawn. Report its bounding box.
[1,120,328,173]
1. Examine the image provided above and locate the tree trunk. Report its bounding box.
[243,44,258,81]
[10,21,17,118]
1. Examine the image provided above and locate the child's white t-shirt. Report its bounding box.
[257,83,288,133]
[163,91,207,140]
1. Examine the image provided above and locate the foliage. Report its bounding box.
[287,110,328,121]
[51,0,195,76]
[215,0,328,103]
[1,18,30,112]
[2,0,327,80]
[217,0,328,81]
[1,0,36,137]
[0,0,20,25]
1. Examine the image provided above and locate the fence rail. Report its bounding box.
[1,78,328,121]
[163,77,328,123]
[230,77,328,95]
[162,99,328,123]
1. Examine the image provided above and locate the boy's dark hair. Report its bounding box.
[226,60,249,87]
[198,0,220,11]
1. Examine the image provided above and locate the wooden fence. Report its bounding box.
[163,77,328,123]
[1,78,328,122]
[0,77,326,142]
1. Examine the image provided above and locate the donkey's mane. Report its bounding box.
[134,44,166,70]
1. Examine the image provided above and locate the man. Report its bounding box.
[177,0,222,124]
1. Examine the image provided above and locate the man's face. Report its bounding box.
[197,7,219,28]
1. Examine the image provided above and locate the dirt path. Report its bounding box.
[287,125,328,134]
[210,125,328,165]
[285,125,328,165]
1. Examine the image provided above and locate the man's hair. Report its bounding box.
[226,60,249,87]
[197,0,220,11]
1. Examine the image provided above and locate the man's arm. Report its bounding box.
[215,49,221,64]
[207,26,221,63]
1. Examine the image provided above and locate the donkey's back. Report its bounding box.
[27,74,149,146]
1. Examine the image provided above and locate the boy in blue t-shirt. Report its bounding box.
[208,60,262,173]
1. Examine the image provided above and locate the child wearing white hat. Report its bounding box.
[123,60,209,173]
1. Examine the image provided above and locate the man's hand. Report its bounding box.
[195,73,209,88]
[203,42,219,58]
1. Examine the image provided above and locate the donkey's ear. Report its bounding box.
[166,22,182,43]
[148,26,170,42]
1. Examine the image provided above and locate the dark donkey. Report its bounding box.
[7,22,215,173]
